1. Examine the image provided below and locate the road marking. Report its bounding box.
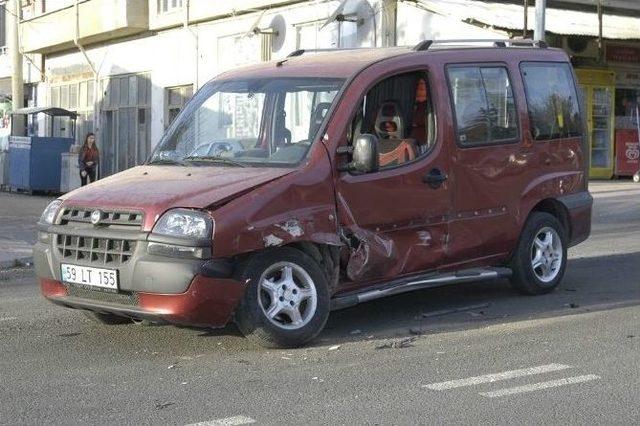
[479,374,600,398]
[186,416,256,426]
[422,363,571,390]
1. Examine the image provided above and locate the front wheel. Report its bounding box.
[234,247,330,348]
[509,212,568,295]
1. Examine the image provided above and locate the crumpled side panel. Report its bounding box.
[336,193,399,282]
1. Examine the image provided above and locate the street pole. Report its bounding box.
[523,0,528,38]
[534,0,546,42]
[8,0,24,136]
[597,0,603,63]
[380,0,396,47]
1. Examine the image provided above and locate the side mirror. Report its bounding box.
[351,134,379,173]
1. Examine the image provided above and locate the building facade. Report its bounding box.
[8,0,640,180]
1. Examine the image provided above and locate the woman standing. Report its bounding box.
[79,132,99,186]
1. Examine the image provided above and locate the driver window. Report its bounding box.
[350,71,435,169]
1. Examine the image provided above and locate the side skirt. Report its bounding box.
[330,267,512,310]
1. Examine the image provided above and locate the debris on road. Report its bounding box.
[421,303,491,319]
[409,327,423,335]
[564,303,580,309]
[154,400,175,410]
[328,345,341,351]
[350,329,363,335]
[376,336,418,350]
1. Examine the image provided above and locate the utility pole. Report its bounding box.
[597,0,603,63]
[534,0,546,42]
[523,0,528,38]
[380,0,396,47]
[8,0,24,135]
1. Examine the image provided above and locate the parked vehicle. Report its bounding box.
[35,40,592,348]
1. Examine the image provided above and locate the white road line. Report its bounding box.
[422,363,571,390]
[479,374,600,398]
[186,416,256,426]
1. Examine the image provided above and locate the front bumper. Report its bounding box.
[34,226,246,327]
[40,275,245,327]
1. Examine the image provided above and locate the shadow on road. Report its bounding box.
[312,251,640,346]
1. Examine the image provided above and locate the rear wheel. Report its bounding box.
[234,247,330,348]
[510,212,568,295]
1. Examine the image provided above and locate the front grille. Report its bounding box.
[59,207,143,228]
[55,234,137,266]
[65,285,138,306]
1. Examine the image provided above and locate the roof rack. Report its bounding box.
[286,47,371,58]
[413,38,548,51]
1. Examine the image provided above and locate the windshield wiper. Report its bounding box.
[183,156,247,168]
[148,157,189,166]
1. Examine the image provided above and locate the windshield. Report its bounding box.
[149,77,344,167]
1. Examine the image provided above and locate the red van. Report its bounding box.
[35,40,592,348]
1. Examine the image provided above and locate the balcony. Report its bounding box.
[149,0,300,31]
[20,0,149,54]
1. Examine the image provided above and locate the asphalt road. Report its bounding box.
[1,183,639,425]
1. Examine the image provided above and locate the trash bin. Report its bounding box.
[60,151,81,193]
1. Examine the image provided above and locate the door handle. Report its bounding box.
[423,168,448,188]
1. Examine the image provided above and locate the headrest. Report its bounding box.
[374,101,403,139]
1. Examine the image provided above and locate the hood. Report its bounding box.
[61,165,293,230]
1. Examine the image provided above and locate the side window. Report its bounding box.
[350,71,436,169]
[447,66,518,145]
[520,62,582,140]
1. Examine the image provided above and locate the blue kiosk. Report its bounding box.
[8,107,77,193]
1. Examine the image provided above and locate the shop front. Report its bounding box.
[607,44,640,181]
[575,69,616,179]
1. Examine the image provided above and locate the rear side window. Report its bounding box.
[447,66,518,146]
[520,62,582,140]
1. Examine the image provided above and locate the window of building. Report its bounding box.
[349,71,436,169]
[447,66,518,145]
[157,0,183,14]
[520,62,582,140]
[50,80,93,141]
[100,73,152,175]
[165,85,193,129]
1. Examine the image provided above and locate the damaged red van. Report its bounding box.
[35,40,592,348]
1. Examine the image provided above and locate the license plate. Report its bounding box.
[61,264,118,291]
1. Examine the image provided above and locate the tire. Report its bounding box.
[509,212,568,295]
[84,311,132,325]
[234,247,331,348]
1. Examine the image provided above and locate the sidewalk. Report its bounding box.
[0,181,638,269]
[0,192,54,268]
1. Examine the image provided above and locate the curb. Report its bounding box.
[0,256,34,270]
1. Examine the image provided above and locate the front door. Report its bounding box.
[334,70,452,285]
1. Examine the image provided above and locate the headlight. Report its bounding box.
[40,200,63,224]
[152,209,213,239]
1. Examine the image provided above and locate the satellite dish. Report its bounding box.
[269,14,287,52]
[320,0,372,31]
[243,10,281,38]
[320,0,349,30]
